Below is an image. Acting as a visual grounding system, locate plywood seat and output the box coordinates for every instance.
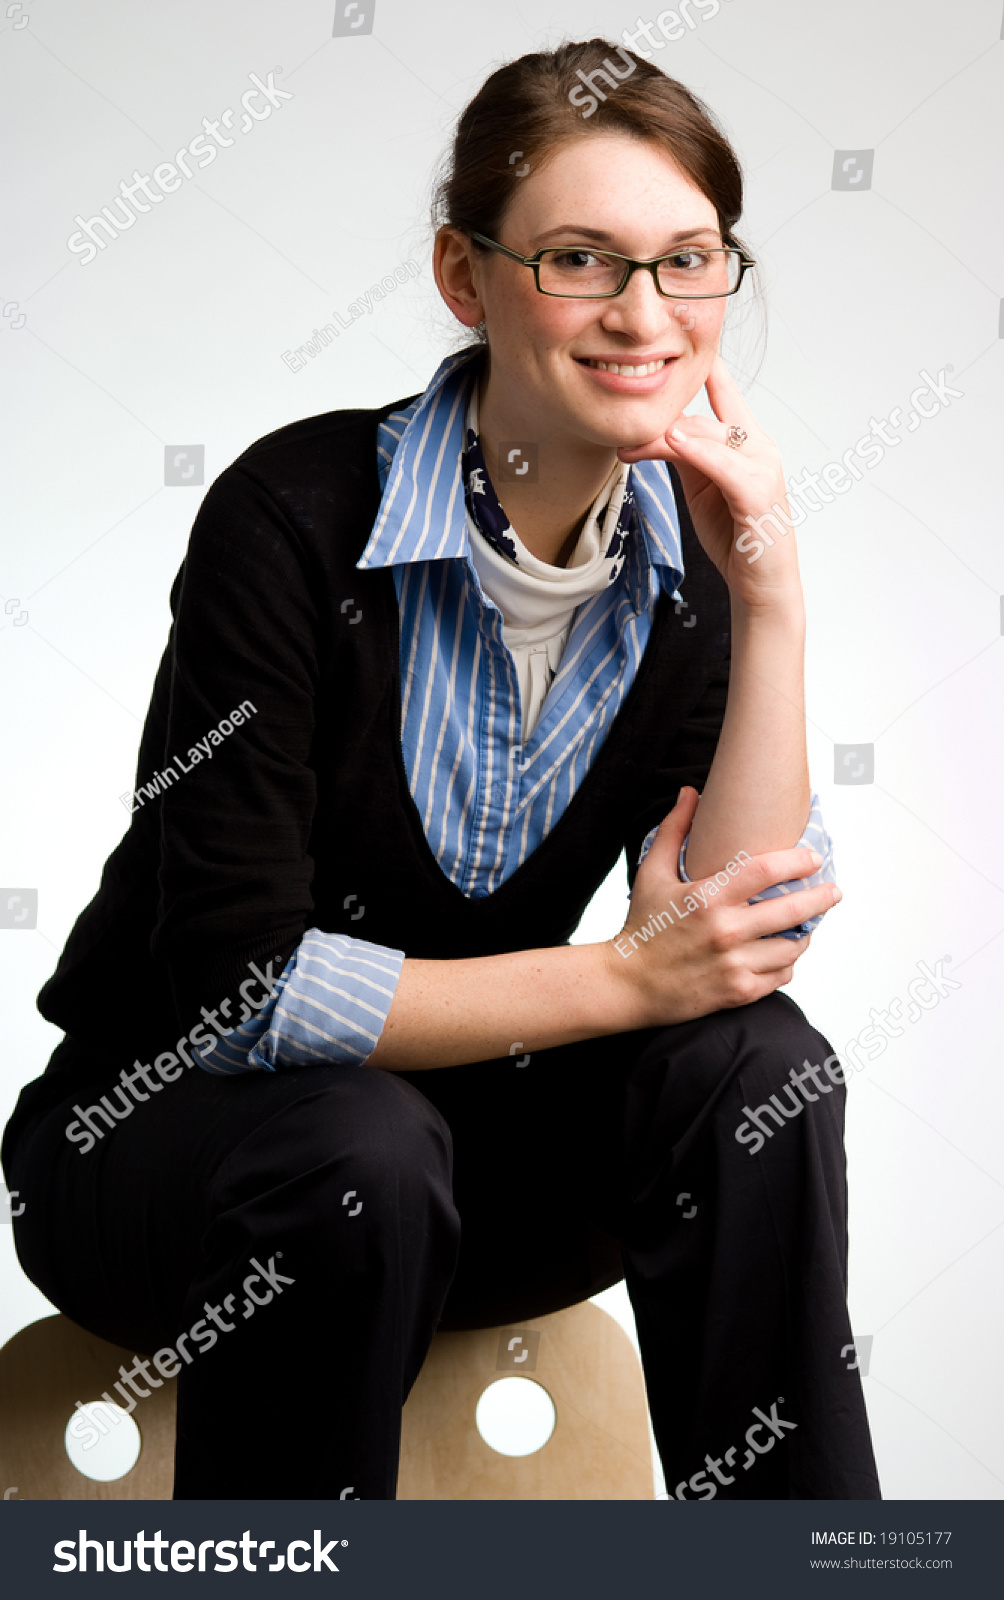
[0,1302,654,1500]
[0,1314,176,1500]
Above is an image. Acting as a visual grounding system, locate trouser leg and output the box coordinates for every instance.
[397,1041,627,1330]
[6,994,879,1502]
[619,992,880,1500]
[170,1067,462,1499]
[5,1054,461,1500]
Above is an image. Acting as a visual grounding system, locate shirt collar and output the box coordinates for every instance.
[358,343,685,599]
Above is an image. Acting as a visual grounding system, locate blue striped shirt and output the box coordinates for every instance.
[197,346,832,1075]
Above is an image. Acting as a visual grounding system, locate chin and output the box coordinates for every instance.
[579,401,684,453]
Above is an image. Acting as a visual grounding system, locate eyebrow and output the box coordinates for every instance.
[532,224,722,247]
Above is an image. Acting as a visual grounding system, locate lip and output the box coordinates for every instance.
[574,354,680,393]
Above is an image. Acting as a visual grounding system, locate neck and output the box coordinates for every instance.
[476,365,620,567]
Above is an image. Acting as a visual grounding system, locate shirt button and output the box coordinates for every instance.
[491,781,507,805]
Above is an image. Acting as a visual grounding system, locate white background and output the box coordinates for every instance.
[1,0,1002,1501]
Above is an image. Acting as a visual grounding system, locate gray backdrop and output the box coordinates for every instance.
[2,0,1002,1501]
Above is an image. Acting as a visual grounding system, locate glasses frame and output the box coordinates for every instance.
[468,230,756,300]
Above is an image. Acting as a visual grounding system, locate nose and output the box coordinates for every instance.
[598,265,677,346]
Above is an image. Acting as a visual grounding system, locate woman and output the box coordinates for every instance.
[3,39,879,1500]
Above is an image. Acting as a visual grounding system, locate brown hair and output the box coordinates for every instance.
[432,38,748,254]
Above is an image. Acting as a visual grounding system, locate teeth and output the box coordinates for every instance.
[587,359,666,375]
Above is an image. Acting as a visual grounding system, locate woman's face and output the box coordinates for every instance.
[449,131,730,452]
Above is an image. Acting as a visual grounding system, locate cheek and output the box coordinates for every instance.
[672,302,724,347]
[676,306,725,392]
[490,292,594,367]
[524,291,592,343]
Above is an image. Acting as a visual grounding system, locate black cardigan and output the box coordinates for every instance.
[28,395,730,1093]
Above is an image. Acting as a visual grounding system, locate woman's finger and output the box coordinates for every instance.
[616,435,684,463]
[616,405,760,464]
[668,415,739,442]
[743,934,810,972]
[681,846,824,909]
[640,786,701,876]
[661,426,754,497]
[739,883,838,939]
[704,353,758,432]
[615,426,740,478]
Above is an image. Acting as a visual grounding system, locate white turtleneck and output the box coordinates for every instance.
[463,384,632,742]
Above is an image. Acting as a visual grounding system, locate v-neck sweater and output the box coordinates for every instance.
[23,394,730,1115]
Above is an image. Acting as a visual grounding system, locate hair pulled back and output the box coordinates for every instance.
[433,38,747,253]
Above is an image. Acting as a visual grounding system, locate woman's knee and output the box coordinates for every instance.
[213,1064,456,1231]
[626,991,843,1152]
[725,994,846,1158]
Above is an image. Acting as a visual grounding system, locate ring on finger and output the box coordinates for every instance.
[726,424,747,450]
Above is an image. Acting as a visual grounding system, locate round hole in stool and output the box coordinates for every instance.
[64,1401,142,1482]
[475,1376,556,1457]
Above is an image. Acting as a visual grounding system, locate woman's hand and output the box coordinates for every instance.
[617,354,801,613]
[604,787,840,1029]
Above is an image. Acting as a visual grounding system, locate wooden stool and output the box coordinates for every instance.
[397,1300,654,1499]
[0,1302,653,1500]
[0,1314,176,1500]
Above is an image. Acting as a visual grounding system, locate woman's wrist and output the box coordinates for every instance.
[589,937,659,1033]
[729,579,806,633]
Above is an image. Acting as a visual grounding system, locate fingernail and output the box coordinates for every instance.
[832,886,843,902]
[808,849,823,867]
[670,427,687,443]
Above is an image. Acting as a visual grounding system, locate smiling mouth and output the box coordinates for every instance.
[578,357,675,376]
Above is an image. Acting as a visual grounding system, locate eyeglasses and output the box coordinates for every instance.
[469,230,755,300]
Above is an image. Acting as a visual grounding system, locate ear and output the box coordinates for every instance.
[433,226,486,329]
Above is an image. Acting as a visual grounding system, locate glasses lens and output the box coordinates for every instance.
[656,248,740,296]
[537,247,743,297]
[538,248,625,296]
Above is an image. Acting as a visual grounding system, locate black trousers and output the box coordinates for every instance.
[3,992,880,1500]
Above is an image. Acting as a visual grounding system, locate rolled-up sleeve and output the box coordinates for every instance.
[633,791,835,941]
[195,929,405,1074]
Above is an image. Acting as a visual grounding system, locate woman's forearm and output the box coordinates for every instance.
[366,941,640,1071]
[685,592,810,882]
[366,776,836,1074]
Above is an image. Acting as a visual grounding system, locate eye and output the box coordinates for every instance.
[550,249,607,270]
[667,250,712,270]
